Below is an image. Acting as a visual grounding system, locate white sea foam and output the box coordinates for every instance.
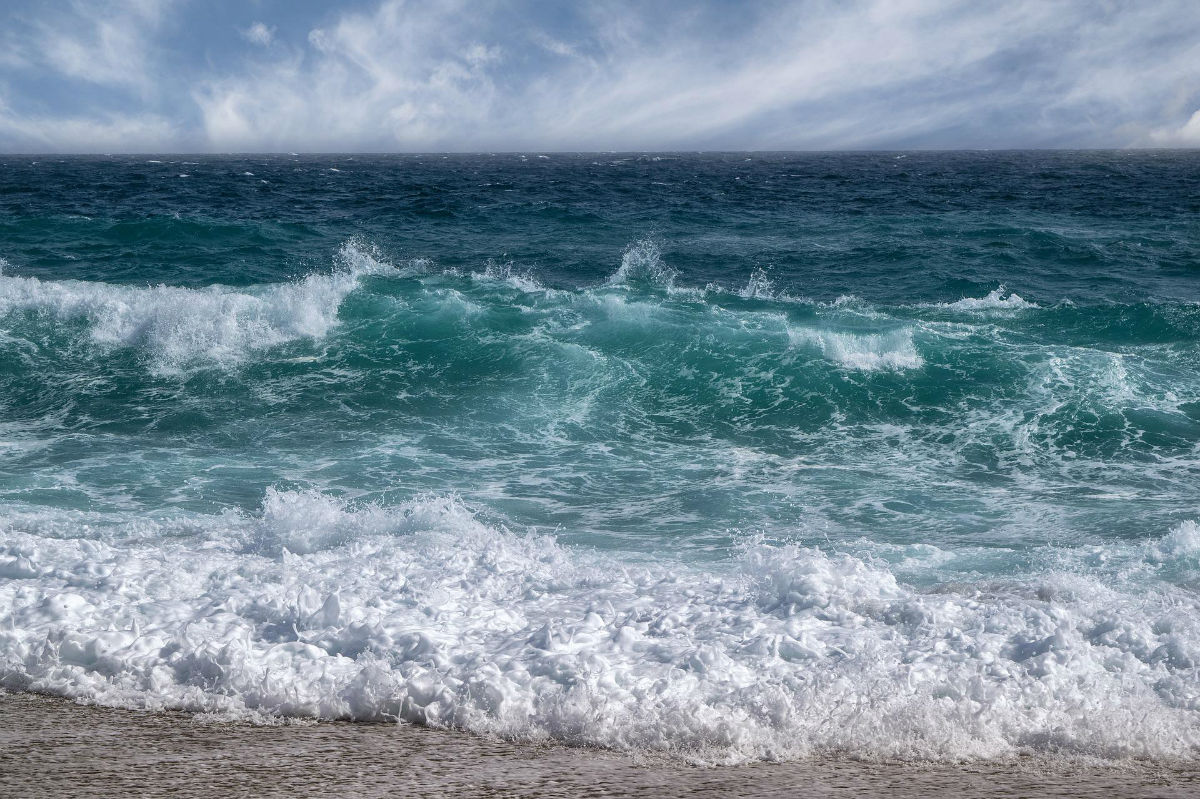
[2,490,1198,764]
[788,326,924,371]
[939,287,1037,312]
[471,261,550,295]
[606,239,679,289]
[738,268,775,299]
[0,241,397,373]
[1155,520,1200,560]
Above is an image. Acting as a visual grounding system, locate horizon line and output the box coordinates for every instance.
[4,147,1200,158]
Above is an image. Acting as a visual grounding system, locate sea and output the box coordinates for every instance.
[1,151,1198,764]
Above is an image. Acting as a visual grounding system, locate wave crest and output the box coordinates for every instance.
[940,287,1037,311]
[605,239,678,289]
[788,326,924,371]
[0,240,398,373]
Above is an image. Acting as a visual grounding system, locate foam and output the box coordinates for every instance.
[605,239,679,290]
[0,241,397,373]
[471,261,550,295]
[738,268,775,299]
[788,325,924,371]
[3,490,1199,764]
[1156,520,1200,560]
[939,287,1037,312]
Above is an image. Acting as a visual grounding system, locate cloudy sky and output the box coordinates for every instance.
[1,0,1198,152]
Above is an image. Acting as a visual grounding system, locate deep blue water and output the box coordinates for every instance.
[1,152,1199,762]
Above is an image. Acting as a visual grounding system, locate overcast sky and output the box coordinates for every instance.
[1,0,1199,152]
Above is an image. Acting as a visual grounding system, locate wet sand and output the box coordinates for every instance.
[1,692,1197,798]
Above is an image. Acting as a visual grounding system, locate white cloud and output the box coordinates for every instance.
[0,0,181,152]
[36,0,171,92]
[2,0,1200,151]
[184,0,1200,151]
[530,32,580,60]
[241,22,274,47]
[0,93,178,152]
[195,0,505,150]
[1149,109,1200,147]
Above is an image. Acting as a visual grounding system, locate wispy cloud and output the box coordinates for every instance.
[195,0,505,150]
[241,22,274,47]
[0,0,180,150]
[34,0,171,92]
[1,0,1198,151]
[0,95,179,151]
[1151,110,1200,147]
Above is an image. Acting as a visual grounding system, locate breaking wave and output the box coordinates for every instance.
[2,489,1199,764]
[0,241,399,373]
[937,287,1038,312]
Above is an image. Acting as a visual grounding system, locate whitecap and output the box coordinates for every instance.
[738,268,775,299]
[788,326,924,371]
[471,261,549,294]
[0,240,400,373]
[605,239,678,289]
[939,287,1037,311]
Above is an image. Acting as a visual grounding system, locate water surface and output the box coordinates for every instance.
[2,152,1199,762]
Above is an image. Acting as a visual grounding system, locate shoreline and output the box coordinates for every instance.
[2,692,1197,798]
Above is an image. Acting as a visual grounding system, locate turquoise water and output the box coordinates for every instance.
[2,152,1199,762]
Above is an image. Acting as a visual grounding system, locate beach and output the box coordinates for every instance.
[2,692,1197,798]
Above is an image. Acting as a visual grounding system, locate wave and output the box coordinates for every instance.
[0,239,933,377]
[470,261,552,295]
[2,489,1199,763]
[605,239,680,290]
[4,240,1193,384]
[738,268,776,299]
[788,325,924,371]
[937,287,1038,312]
[0,241,399,373]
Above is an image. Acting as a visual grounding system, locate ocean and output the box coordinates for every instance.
[1,151,1199,764]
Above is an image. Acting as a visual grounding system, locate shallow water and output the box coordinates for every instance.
[1,152,1199,763]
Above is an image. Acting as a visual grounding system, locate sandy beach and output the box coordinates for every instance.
[1,691,1196,798]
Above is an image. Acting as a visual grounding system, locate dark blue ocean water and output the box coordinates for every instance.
[2,152,1200,762]
[5,152,1200,301]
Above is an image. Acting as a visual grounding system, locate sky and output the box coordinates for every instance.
[1,0,1199,152]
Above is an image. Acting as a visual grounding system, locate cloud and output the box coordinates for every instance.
[194,0,506,150]
[188,0,1200,151]
[0,94,179,152]
[34,0,171,92]
[241,22,274,47]
[1149,109,1200,147]
[0,0,183,151]
[1,0,1199,151]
